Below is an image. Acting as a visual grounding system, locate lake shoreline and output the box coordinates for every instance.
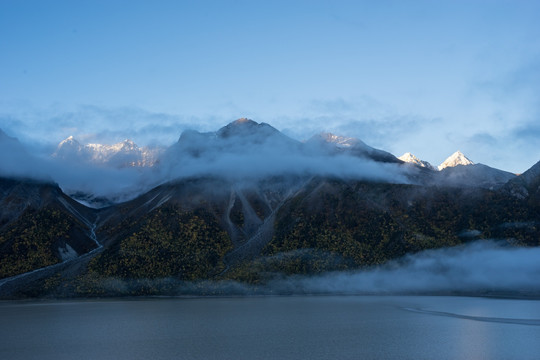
[3,289,540,303]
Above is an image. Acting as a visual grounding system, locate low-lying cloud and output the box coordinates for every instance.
[276,241,540,295]
[160,137,408,183]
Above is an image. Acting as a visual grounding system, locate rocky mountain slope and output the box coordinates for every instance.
[0,178,98,280]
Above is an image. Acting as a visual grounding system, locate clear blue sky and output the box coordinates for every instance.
[1,0,539,173]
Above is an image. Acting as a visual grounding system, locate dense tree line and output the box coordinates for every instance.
[0,208,71,278]
[88,205,232,280]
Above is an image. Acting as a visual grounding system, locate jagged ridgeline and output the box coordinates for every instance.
[0,119,539,298]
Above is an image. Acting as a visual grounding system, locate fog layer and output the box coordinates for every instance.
[278,241,540,295]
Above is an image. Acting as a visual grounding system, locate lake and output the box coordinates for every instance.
[1,295,539,359]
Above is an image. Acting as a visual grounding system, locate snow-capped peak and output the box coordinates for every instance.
[315,132,360,148]
[58,135,80,146]
[55,136,82,155]
[53,138,163,168]
[86,139,140,156]
[398,152,435,170]
[112,139,137,151]
[438,151,474,170]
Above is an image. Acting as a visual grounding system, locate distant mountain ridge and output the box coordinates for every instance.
[397,150,516,189]
[1,120,529,206]
[54,136,163,168]
[1,121,527,203]
[398,150,474,171]
[42,121,514,178]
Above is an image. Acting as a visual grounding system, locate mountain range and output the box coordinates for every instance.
[52,131,498,176]
[45,119,519,202]
[54,136,162,168]
[0,119,538,298]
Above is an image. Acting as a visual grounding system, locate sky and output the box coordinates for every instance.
[1,0,540,173]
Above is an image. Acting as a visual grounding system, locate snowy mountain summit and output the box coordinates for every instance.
[315,132,359,148]
[398,152,436,170]
[438,151,474,170]
[54,137,162,168]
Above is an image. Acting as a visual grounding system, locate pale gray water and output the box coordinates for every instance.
[1,296,539,360]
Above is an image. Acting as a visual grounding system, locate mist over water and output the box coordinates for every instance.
[279,241,540,295]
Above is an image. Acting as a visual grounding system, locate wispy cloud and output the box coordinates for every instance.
[270,97,437,148]
[0,105,226,149]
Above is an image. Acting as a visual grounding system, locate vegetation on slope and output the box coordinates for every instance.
[1,175,539,297]
[261,179,539,274]
[0,208,73,278]
[88,205,232,280]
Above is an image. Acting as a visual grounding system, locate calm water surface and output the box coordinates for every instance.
[1,295,539,359]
